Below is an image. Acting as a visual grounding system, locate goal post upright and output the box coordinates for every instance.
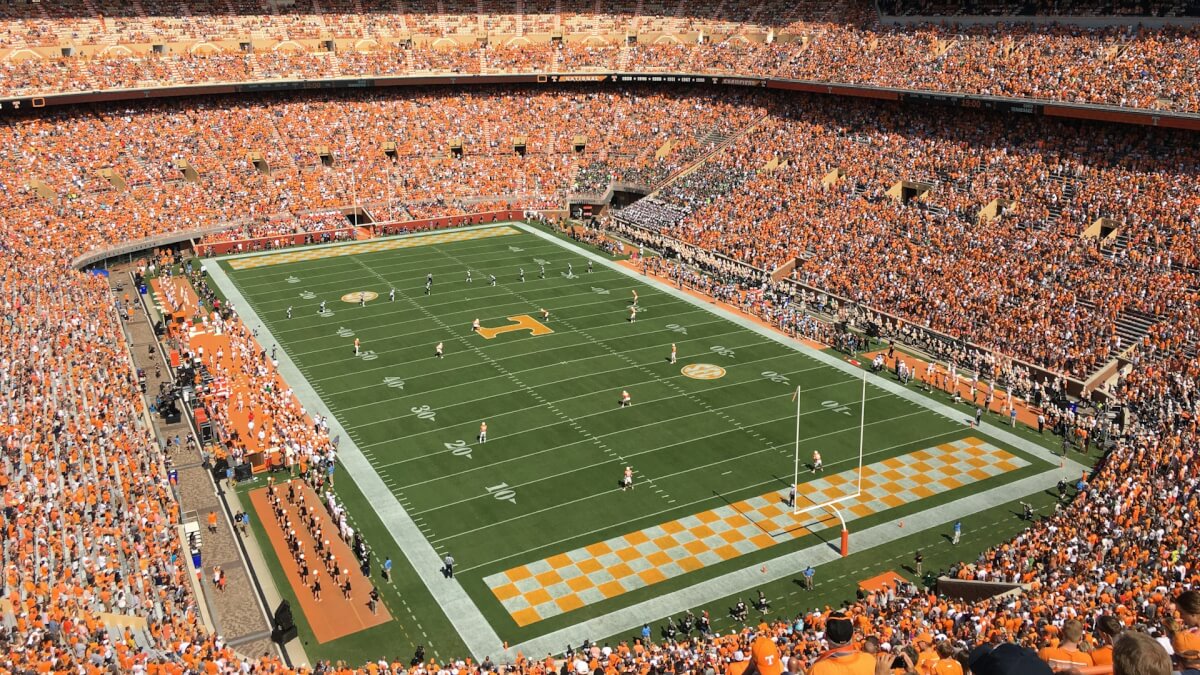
[857,367,867,495]
[792,384,801,516]
[789,369,868,557]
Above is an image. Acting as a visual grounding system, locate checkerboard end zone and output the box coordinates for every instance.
[485,437,1026,626]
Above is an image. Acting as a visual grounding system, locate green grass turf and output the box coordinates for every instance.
[215,224,1065,658]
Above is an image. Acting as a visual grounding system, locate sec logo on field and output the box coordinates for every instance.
[341,291,379,304]
[682,363,726,380]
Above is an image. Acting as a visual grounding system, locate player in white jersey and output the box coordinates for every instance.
[670,343,677,364]
[622,466,633,491]
[812,450,823,473]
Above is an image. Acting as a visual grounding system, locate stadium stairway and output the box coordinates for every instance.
[1042,171,1080,231]
[1077,298,1156,352]
[654,113,769,192]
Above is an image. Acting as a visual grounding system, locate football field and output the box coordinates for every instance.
[207,222,1079,660]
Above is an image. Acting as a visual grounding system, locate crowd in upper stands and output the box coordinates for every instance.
[611,94,1199,379]
[1,0,1200,113]
[1,73,1199,674]
[0,87,766,247]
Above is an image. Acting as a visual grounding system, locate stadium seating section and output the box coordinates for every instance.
[1,0,1199,672]
[0,0,1198,112]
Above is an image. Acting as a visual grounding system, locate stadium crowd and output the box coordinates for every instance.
[0,79,1198,674]
[2,1,1200,113]
[613,95,1200,379]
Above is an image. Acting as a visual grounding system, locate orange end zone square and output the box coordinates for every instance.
[646,551,671,567]
[714,544,739,560]
[555,595,585,613]
[967,468,992,481]
[661,521,686,535]
[546,553,572,569]
[911,485,936,499]
[720,529,745,544]
[653,535,678,550]
[677,556,703,572]
[567,575,594,592]
[577,557,602,574]
[940,476,964,490]
[850,504,874,518]
[757,504,783,519]
[750,534,777,550]
[615,547,640,562]
[512,608,542,627]
[683,539,709,555]
[725,514,751,529]
[525,588,552,607]
[691,524,716,539]
[625,531,650,546]
[534,569,563,587]
[492,584,521,601]
[585,542,612,557]
[598,581,625,598]
[638,568,666,585]
[609,563,634,579]
[696,510,721,524]
[506,566,533,583]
